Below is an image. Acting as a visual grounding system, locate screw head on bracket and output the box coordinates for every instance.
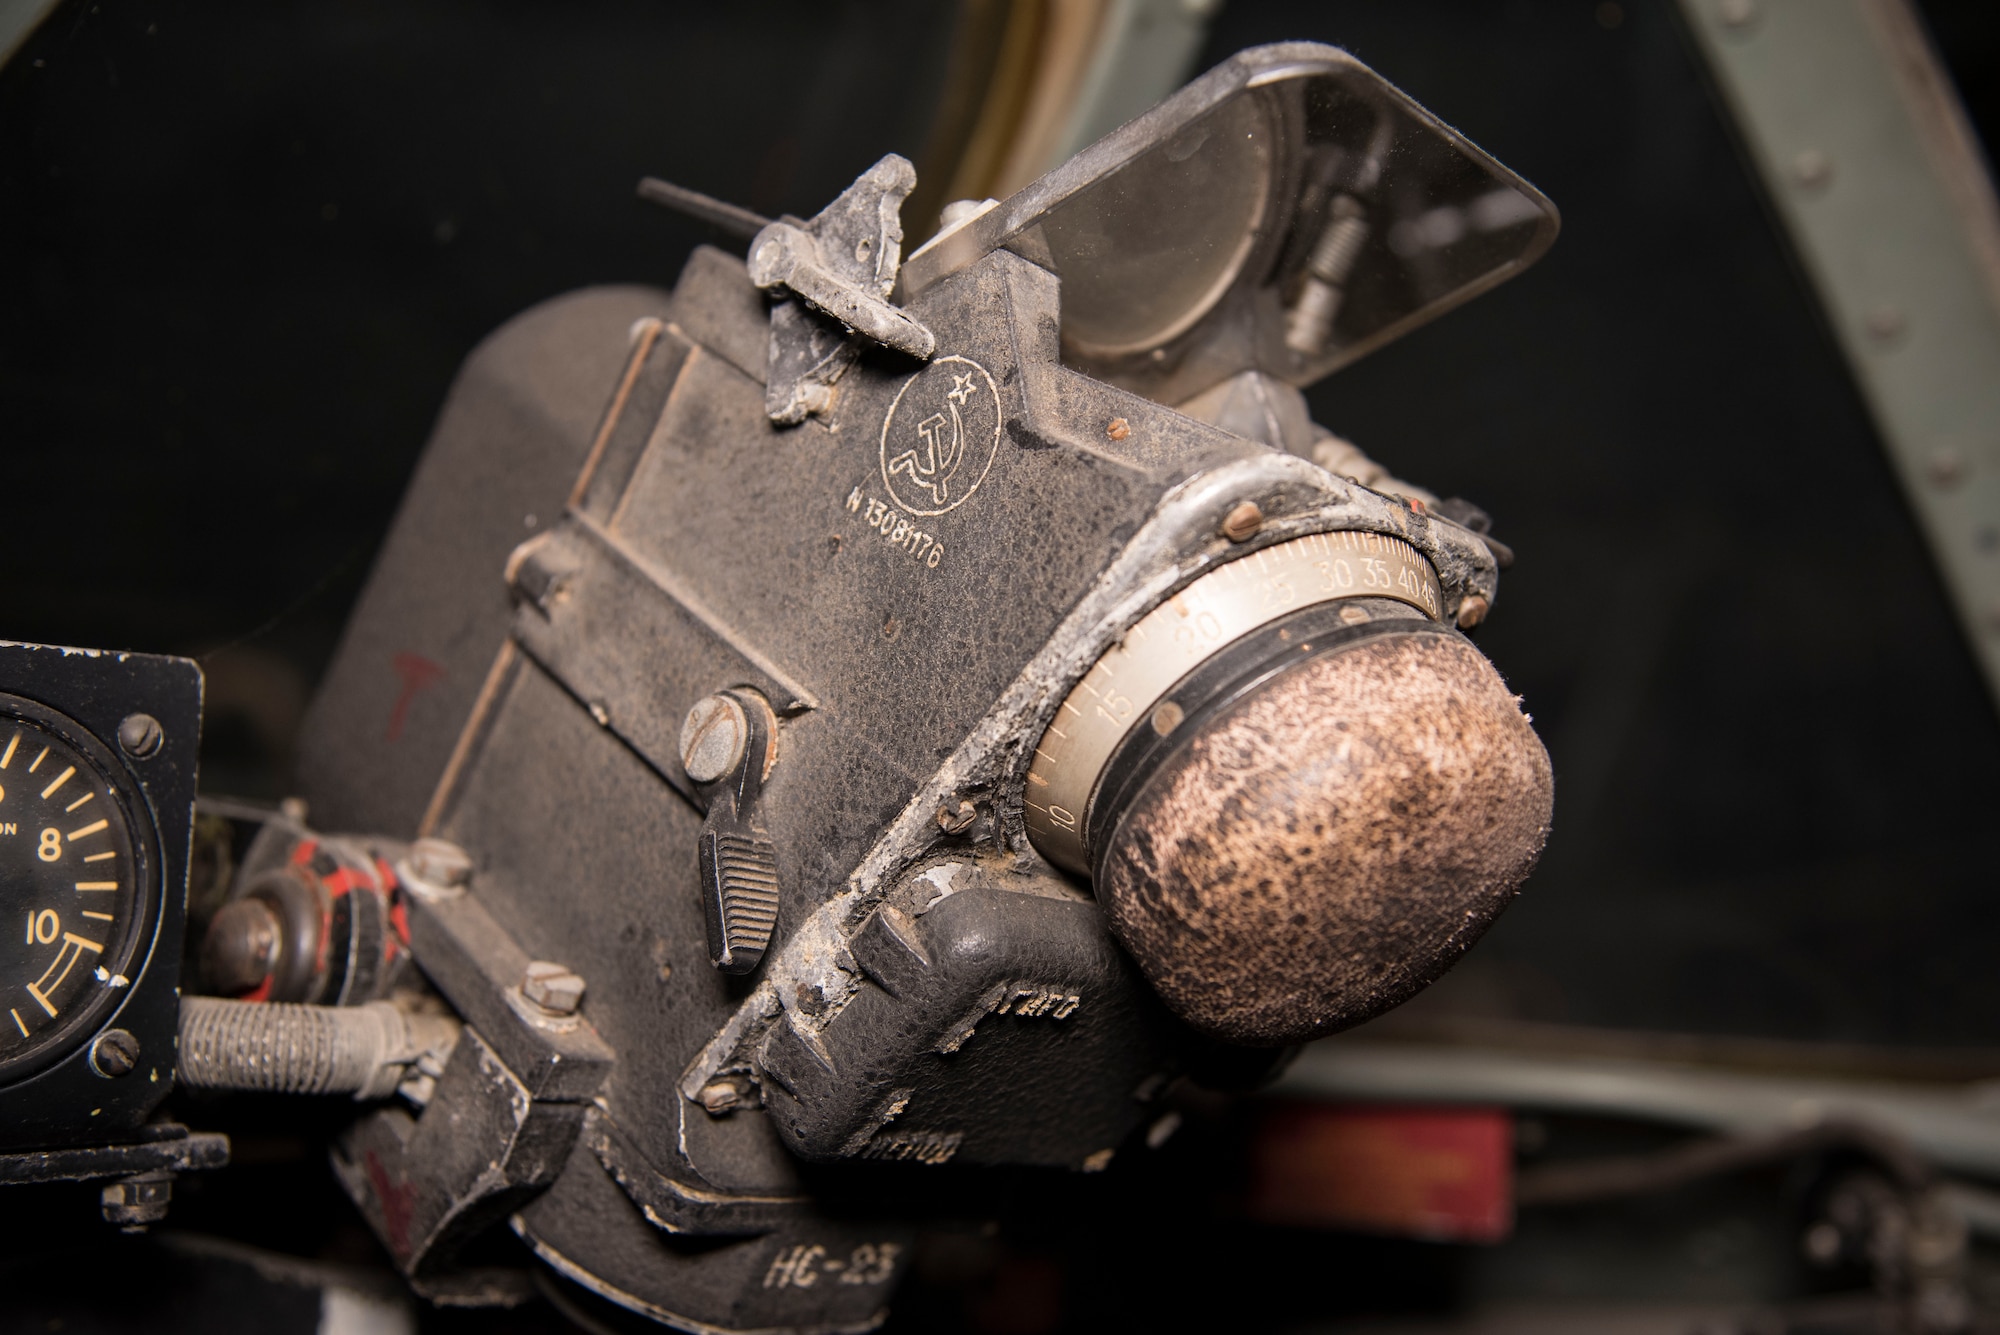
[405,837,474,893]
[680,694,750,784]
[117,713,164,759]
[522,960,586,1016]
[1221,501,1264,543]
[89,1028,141,1078]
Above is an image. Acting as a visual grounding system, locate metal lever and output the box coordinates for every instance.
[680,691,782,975]
[745,154,936,424]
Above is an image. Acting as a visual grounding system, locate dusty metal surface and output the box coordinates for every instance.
[283,42,1556,1331]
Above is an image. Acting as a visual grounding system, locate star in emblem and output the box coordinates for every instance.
[945,371,977,406]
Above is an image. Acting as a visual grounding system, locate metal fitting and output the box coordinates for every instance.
[402,837,473,898]
[697,1080,743,1116]
[88,1028,141,1079]
[177,996,460,1100]
[117,713,164,759]
[102,1171,173,1231]
[522,960,586,1016]
[1221,501,1265,543]
[1456,595,1490,630]
[680,694,749,784]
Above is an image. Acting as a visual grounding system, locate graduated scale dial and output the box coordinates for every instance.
[0,697,154,1082]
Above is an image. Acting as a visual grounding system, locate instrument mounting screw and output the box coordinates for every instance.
[117,713,163,759]
[1456,595,1491,630]
[1106,417,1131,441]
[89,1028,141,1078]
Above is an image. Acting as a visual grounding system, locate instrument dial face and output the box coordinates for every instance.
[0,699,152,1081]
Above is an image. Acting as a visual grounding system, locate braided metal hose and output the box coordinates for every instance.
[177,996,455,1099]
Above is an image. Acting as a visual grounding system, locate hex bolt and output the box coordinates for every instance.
[89,1028,141,1078]
[1221,501,1264,543]
[117,713,164,759]
[102,1171,173,1230]
[680,694,749,784]
[697,1080,742,1115]
[406,837,474,890]
[1456,595,1491,630]
[522,960,586,1016]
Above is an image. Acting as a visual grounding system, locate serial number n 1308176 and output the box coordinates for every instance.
[847,488,944,570]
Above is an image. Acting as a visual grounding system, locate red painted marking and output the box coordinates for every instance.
[289,839,318,867]
[363,1148,416,1261]
[387,652,446,742]
[1247,1102,1513,1243]
[315,905,333,978]
[240,977,272,1004]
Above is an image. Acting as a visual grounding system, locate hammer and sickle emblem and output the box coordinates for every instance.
[886,371,978,506]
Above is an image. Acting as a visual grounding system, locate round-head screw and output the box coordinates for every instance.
[117,713,164,759]
[1456,595,1490,630]
[1221,502,1264,543]
[89,1028,141,1078]
[522,960,586,1016]
[935,799,977,834]
[680,694,749,784]
[697,1080,742,1115]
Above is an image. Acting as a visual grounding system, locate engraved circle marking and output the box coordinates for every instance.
[1023,530,1445,875]
[878,355,1003,516]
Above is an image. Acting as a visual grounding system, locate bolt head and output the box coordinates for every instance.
[102,1171,172,1229]
[697,1081,742,1115]
[680,694,749,784]
[406,837,474,889]
[89,1028,141,1078]
[522,960,585,1015]
[1221,501,1265,543]
[1456,595,1491,630]
[117,713,164,759]
[1106,417,1131,441]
